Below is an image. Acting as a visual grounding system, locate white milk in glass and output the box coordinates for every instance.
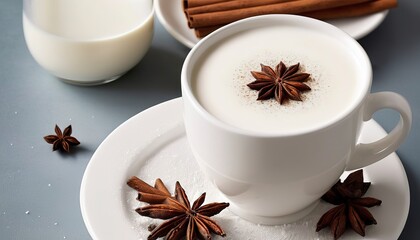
[23,0,153,84]
[192,25,363,134]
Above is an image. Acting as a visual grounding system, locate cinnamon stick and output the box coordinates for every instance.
[304,0,397,20]
[186,0,296,16]
[188,0,374,28]
[184,0,236,9]
[194,25,223,38]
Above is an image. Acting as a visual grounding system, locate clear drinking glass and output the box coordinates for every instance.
[23,0,154,85]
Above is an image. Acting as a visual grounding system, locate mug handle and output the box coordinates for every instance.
[346,92,412,170]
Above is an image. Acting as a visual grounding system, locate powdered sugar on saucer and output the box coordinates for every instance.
[124,132,343,239]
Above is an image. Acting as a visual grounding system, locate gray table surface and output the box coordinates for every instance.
[1,0,419,239]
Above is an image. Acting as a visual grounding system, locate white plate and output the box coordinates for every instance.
[155,0,388,48]
[80,98,409,240]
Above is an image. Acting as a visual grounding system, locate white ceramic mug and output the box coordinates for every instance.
[181,15,412,225]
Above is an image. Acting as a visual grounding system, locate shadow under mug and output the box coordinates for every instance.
[181,15,412,224]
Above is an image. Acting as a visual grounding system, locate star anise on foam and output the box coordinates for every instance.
[127,177,229,240]
[43,125,80,152]
[316,169,382,239]
[247,61,311,104]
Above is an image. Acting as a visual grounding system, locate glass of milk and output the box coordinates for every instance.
[23,0,154,85]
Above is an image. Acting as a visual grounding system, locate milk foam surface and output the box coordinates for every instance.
[192,26,362,134]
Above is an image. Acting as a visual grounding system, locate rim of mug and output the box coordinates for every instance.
[181,14,372,137]
[22,0,154,42]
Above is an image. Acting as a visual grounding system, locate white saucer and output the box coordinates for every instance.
[155,0,388,48]
[80,98,409,240]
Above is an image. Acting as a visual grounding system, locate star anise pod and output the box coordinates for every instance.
[43,125,80,152]
[316,169,382,239]
[247,61,311,104]
[127,177,229,240]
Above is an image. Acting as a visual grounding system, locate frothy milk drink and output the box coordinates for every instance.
[192,25,361,134]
